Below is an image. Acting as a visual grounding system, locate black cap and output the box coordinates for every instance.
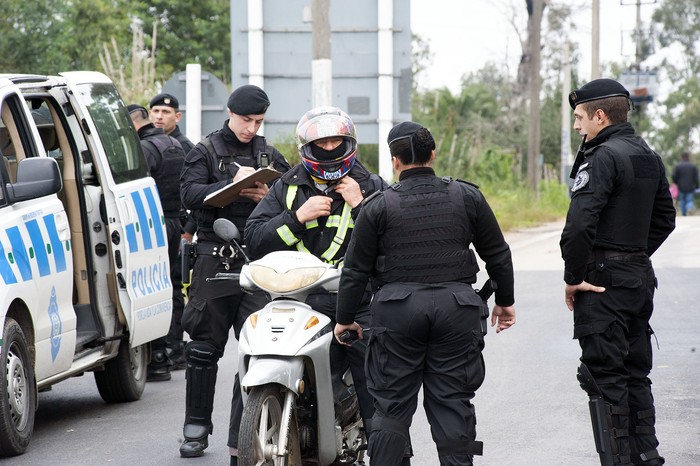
[149,93,179,110]
[127,104,147,114]
[569,78,630,109]
[387,121,425,146]
[227,85,270,115]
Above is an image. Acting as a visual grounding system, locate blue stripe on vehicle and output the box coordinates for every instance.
[26,219,50,276]
[6,226,32,281]
[43,214,67,272]
[143,186,165,248]
[125,223,138,252]
[0,240,17,284]
[130,191,152,250]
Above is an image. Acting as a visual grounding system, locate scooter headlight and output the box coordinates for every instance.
[249,264,327,293]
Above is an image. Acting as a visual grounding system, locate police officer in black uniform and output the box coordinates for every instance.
[245,106,386,432]
[178,85,291,462]
[149,92,196,369]
[128,104,186,382]
[334,122,516,466]
[561,78,675,466]
[149,93,195,155]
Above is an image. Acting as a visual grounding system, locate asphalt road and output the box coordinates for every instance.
[7,217,700,466]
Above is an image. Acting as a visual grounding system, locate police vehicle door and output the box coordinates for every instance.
[60,71,172,347]
[0,79,76,379]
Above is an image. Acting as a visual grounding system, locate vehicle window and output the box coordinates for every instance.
[74,83,148,184]
[29,100,62,159]
[1,94,41,185]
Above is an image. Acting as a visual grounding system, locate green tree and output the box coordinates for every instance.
[132,0,231,83]
[651,0,700,162]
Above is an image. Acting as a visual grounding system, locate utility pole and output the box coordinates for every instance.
[591,0,600,79]
[311,0,332,107]
[527,0,543,192]
[561,43,572,186]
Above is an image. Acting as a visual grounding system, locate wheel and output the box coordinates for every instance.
[94,339,147,403]
[238,384,301,466]
[0,317,36,457]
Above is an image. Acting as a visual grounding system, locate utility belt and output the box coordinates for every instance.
[588,249,648,265]
[192,241,246,259]
[181,241,247,283]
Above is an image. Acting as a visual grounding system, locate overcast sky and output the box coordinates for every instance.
[410,0,658,93]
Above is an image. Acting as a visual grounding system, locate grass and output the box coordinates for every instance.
[480,180,570,232]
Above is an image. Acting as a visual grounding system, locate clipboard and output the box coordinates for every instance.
[203,167,282,208]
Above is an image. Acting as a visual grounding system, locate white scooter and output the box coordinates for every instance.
[212,219,366,466]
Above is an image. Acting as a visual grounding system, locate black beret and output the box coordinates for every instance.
[569,78,630,109]
[387,121,425,146]
[149,93,179,110]
[227,85,270,115]
[127,104,147,114]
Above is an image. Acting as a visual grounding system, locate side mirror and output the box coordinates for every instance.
[213,218,241,242]
[5,157,62,204]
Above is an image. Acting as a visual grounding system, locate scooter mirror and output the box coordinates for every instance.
[213,218,241,242]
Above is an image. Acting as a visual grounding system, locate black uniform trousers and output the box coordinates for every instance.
[151,216,185,356]
[166,215,186,350]
[181,252,268,449]
[574,256,660,461]
[366,282,486,466]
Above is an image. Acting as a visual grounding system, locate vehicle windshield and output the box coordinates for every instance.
[76,83,148,184]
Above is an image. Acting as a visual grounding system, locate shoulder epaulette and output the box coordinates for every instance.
[361,189,384,205]
[455,178,480,189]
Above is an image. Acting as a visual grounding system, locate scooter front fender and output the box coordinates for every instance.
[241,356,304,395]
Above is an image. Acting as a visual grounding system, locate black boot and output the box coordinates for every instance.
[167,340,187,371]
[180,424,211,458]
[147,350,172,382]
[180,342,218,458]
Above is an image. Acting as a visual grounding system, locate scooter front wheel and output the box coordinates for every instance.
[238,384,301,466]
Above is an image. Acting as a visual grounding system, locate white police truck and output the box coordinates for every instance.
[0,72,173,456]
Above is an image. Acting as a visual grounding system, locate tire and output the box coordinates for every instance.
[94,339,148,403]
[238,384,301,466]
[0,317,36,457]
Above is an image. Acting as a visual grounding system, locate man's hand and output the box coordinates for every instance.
[334,322,363,346]
[333,176,363,208]
[233,165,256,182]
[239,181,269,203]
[564,281,606,311]
[491,305,516,333]
[181,232,194,243]
[295,196,333,224]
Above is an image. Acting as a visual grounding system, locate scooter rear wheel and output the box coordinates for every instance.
[238,384,301,466]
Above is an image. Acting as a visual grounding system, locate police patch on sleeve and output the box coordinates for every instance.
[571,169,589,192]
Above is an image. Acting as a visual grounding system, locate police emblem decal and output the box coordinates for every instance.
[48,286,62,362]
[572,170,589,192]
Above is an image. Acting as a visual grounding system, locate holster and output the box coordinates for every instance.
[181,239,193,284]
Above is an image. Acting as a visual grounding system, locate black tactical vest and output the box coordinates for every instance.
[589,137,662,250]
[375,176,479,284]
[198,132,268,235]
[146,134,184,216]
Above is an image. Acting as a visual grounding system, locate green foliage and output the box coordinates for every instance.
[0,0,132,75]
[650,0,700,163]
[131,0,231,83]
[0,0,230,87]
[481,179,570,232]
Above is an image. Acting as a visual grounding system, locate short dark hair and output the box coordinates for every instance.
[389,127,436,165]
[580,96,630,124]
